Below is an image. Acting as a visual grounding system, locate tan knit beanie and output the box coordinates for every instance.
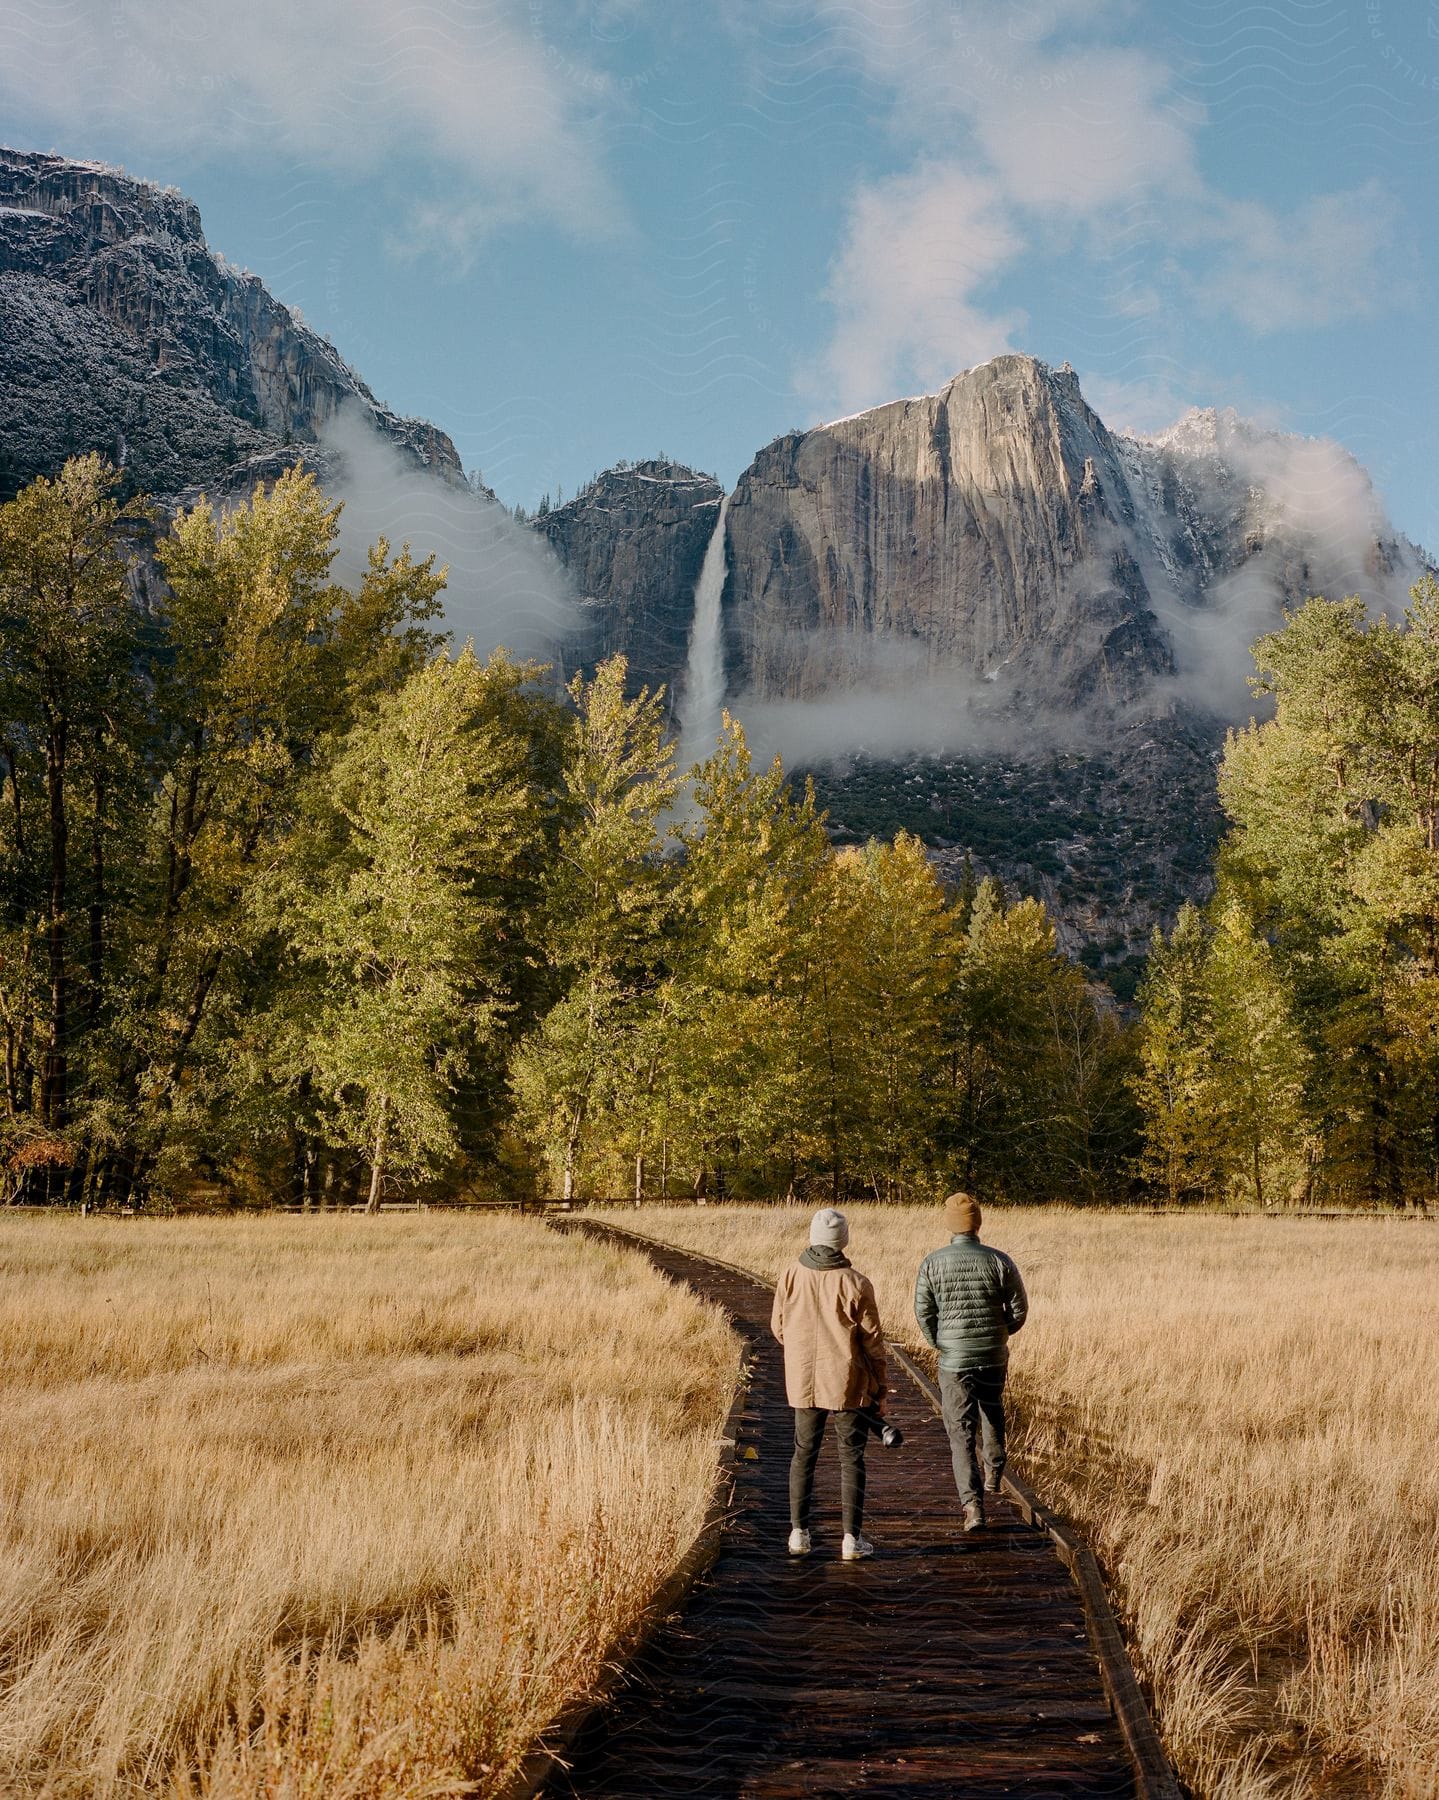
[944,1191,982,1235]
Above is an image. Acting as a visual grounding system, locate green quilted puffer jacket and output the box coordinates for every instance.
[914,1233,1028,1371]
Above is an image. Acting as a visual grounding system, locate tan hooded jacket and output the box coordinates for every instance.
[770,1253,887,1411]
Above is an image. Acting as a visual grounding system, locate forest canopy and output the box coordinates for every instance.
[0,458,1136,1208]
[3,457,1435,1209]
[1136,579,1439,1208]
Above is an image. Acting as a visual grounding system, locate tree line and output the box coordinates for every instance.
[0,457,1136,1208]
[4,456,1433,1209]
[1136,578,1439,1208]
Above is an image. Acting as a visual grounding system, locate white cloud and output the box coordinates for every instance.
[798,0,1412,419]
[1216,418,1414,592]
[1132,410,1427,716]
[807,163,1025,413]
[739,678,1053,768]
[776,1,1198,219]
[0,0,621,247]
[774,0,1111,114]
[971,49,1200,212]
[1190,181,1416,334]
[799,3,1208,416]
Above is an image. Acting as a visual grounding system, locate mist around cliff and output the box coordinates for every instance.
[729,416,1433,768]
[1140,417,1431,720]
[724,627,1100,772]
[318,411,577,661]
[735,685,1098,773]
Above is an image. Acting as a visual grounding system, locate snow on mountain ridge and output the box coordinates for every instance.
[0,145,465,502]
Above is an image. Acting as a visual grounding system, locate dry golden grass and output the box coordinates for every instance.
[0,1213,738,1798]
[612,1202,1439,1800]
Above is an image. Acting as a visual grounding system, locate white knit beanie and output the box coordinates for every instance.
[809,1206,849,1249]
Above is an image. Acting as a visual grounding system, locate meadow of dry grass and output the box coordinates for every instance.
[0,1213,738,1799]
[613,1203,1439,1800]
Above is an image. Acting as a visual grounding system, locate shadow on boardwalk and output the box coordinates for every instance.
[546,1223,1137,1800]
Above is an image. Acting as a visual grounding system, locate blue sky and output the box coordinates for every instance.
[3,0,1437,549]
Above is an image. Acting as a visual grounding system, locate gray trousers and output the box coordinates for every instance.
[938,1364,1007,1506]
[789,1408,867,1535]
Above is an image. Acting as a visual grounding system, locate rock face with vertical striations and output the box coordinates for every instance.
[725,356,1175,712]
[0,147,465,502]
[723,354,1428,721]
[712,355,1428,978]
[535,460,724,712]
[2,153,1428,975]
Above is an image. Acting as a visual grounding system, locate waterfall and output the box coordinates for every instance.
[679,493,730,771]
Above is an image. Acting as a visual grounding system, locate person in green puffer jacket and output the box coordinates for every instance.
[914,1192,1028,1533]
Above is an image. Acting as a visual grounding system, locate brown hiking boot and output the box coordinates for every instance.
[961,1501,984,1532]
[983,1469,1003,1495]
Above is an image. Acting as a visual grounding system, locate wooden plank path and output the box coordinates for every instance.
[543,1222,1151,1800]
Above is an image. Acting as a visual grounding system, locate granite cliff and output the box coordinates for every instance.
[545,356,1427,981]
[723,355,1422,721]
[535,460,723,712]
[2,150,1427,979]
[0,147,463,503]
[547,354,1421,747]
[726,357,1172,712]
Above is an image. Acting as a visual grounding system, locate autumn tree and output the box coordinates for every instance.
[509,657,676,1199]
[272,648,538,1208]
[662,715,831,1197]
[809,834,955,1201]
[1217,579,1439,1202]
[1201,896,1311,1206]
[0,456,148,1197]
[100,466,450,1202]
[1134,904,1217,1203]
[945,880,1131,1201]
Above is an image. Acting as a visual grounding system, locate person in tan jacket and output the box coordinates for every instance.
[770,1207,887,1560]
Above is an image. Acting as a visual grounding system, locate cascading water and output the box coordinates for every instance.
[679,492,730,773]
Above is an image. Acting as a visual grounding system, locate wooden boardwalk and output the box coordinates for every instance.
[545,1224,1142,1800]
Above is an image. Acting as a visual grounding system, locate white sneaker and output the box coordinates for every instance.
[787,1527,811,1556]
[841,1532,875,1560]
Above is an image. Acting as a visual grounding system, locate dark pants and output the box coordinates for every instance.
[789,1407,867,1535]
[938,1364,1007,1507]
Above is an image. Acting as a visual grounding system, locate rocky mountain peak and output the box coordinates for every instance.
[726,352,1162,711]
[1116,402,1424,616]
[0,146,462,503]
[1138,405,1236,460]
[0,149,205,249]
[536,458,724,707]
